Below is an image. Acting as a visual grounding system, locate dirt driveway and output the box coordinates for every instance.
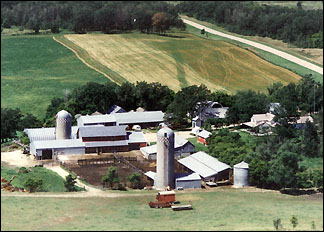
[143,130,195,143]
[1,150,40,167]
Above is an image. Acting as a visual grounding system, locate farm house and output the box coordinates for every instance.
[140,136,195,160]
[178,151,231,182]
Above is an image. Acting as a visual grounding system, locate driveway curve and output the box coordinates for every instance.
[182,18,323,75]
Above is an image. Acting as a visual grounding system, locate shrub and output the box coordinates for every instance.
[290,215,298,228]
[24,177,43,193]
[273,218,282,230]
[64,174,77,192]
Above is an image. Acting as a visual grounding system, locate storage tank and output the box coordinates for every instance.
[233,161,249,187]
[155,126,175,190]
[55,110,72,140]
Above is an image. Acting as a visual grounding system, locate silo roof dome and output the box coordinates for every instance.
[234,161,249,169]
[56,110,72,119]
[157,126,174,138]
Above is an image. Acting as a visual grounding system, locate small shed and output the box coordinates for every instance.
[175,173,201,189]
[197,130,211,145]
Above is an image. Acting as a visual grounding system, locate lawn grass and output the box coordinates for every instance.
[183,17,323,83]
[188,137,209,153]
[1,163,67,192]
[1,188,322,231]
[1,34,109,119]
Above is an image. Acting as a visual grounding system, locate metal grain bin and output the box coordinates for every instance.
[233,161,249,187]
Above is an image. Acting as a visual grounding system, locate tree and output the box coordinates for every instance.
[166,84,210,128]
[117,82,137,111]
[152,12,170,34]
[127,173,142,189]
[201,28,205,35]
[64,174,77,192]
[1,108,23,139]
[301,120,320,157]
[24,177,43,193]
[102,167,120,189]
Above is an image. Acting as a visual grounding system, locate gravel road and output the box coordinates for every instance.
[182,18,323,75]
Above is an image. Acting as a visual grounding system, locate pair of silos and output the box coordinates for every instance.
[233,161,249,188]
[55,110,72,140]
[155,126,175,190]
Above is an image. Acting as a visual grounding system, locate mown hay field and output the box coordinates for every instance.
[61,32,301,93]
[1,188,322,231]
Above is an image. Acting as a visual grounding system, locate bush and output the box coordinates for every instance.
[24,177,43,193]
[19,167,29,174]
[64,174,77,192]
[290,215,298,228]
[273,218,282,230]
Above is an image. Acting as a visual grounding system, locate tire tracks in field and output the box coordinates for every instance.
[52,36,119,84]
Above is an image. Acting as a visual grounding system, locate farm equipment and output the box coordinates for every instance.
[1,175,17,192]
[148,190,176,208]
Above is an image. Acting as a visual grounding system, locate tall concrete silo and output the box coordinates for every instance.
[155,126,175,190]
[233,161,249,188]
[55,110,72,140]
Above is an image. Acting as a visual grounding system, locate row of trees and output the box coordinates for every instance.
[102,167,142,189]
[177,1,323,48]
[1,1,185,34]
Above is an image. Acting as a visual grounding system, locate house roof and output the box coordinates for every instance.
[178,151,231,178]
[31,139,85,149]
[24,126,79,142]
[198,130,212,139]
[296,115,313,124]
[78,125,127,137]
[251,113,275,123]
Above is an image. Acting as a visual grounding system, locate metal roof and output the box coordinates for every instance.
[140,135,190,155]
[78,114,117,124]
[127,131,147,143]
[175,172,201,181]
[144,171,156,180]
[24,126,79,142]
[31,139,85,149]
[115,111,164,124]
[78,125,127,137]
[234,161,249,169]
[178,151,231,178]
[84,140,128,147]
[198,130,211,139]
[107,105,126,114]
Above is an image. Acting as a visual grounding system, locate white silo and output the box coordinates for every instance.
[155,126,175,190]
[55,110,72,140]
[233,161,249,188]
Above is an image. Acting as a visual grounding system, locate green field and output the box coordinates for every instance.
[1,35,109,119]
[1,188,322,231]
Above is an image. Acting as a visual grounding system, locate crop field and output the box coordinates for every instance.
[182,15,323,83]
[1,188,322,231]
[1,35,108,119]
[61,32,301,93]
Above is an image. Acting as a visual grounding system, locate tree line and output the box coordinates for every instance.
[177,1,323,48]
[1,1,185,34]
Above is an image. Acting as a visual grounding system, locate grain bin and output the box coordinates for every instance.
[55,110,72,140]
[233,161,249,187]
[155,126,175,190]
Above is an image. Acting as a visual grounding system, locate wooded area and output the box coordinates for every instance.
[1,1,185,34]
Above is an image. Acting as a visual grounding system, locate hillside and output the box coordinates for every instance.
[58,32,301,93]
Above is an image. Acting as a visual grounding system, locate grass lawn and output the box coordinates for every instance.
[1,163,67,192]
[183,16,323,83]
[1,188,322,231]
[1,34,109,119]
[188,137,209,153]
